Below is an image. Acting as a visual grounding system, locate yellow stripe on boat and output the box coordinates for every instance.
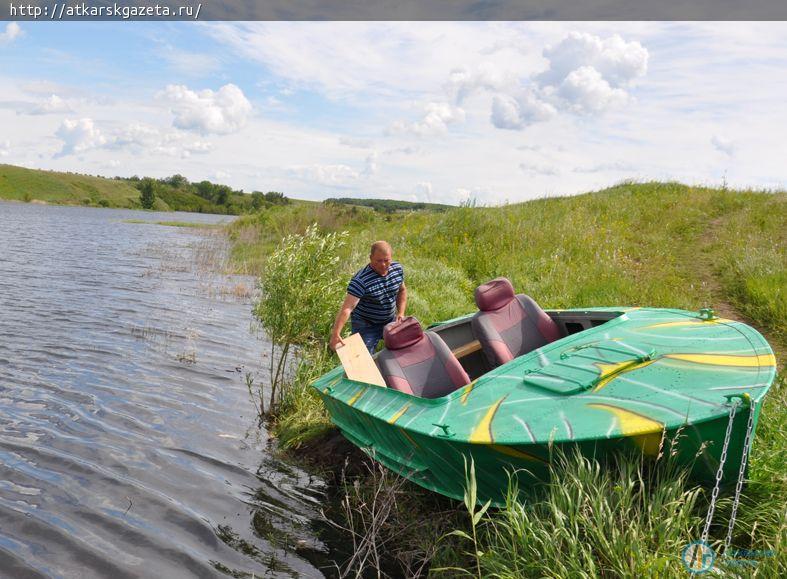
[347,387,367,407]
[388,403,410,424]
[665,353,776,367]
[490,444,547,463]
[460,381,477,405]
[592,359,656,392]
[587,402,664,455]
[643,318,731,329]
[469,396,507,444]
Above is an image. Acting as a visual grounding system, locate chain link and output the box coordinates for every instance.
[701,398,741,544]
[724,400,757,552]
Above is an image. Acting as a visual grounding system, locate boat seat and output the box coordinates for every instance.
[376,316,471,398]
[471,277,561,369]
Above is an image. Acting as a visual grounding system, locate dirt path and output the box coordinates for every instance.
[697,216,784,370]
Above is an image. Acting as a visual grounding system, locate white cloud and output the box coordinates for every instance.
[539,32,648,88]
[53,119,213,159]
[160,83,252,135]
[0,140,10,157]
[519,161,560,176]
[55,118,107,157]
[0,23,22,45]
[30,94,72,115]
[491,92,556,130]
[390,102,466,136]
[339,136,373,149]
[287,164,361,186]
[486,31,648,129]
[711,135,736,156]
[556,66,629,113]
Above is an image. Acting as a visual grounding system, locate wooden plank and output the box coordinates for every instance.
[336,332,387,387]
[452,339,482,359]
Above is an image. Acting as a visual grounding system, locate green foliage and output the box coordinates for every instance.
[138,178,156,209]
[254,224,349,412]
[445,449,705,578]
[324,196,450,213]
[0,163,298,215]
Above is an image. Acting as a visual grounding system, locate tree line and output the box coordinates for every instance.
[126,174,289,214]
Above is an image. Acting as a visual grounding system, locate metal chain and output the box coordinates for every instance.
[724,399,757,552]
[701,398,741,544]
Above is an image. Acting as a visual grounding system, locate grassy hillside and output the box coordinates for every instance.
[230,182,785,347]
[230,181,786,576]
[0,164,288,214]
[0,164,146,208]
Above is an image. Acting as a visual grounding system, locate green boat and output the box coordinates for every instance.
[312,278,777,504]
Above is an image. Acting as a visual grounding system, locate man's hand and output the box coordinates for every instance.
[330,333,345,351]
[396,314,404,323]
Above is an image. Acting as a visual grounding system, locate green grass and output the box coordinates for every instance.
[0,163,145,208]
[229,180,785,577]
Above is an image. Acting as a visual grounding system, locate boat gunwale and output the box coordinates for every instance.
[314,307,776,444]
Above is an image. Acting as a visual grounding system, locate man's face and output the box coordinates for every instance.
[370,248,392,276]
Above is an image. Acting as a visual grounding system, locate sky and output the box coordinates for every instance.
[1,21,786,205]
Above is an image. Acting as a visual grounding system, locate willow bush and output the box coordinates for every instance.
[254,223,348,414]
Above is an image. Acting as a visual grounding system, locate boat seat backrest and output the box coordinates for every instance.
[376,316,471,398]
[471,277,561,369]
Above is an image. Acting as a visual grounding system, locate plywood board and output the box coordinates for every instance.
[336,332,387,387]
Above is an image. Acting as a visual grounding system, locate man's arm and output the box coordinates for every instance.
[330,293,360,351]
[396,282,407,322]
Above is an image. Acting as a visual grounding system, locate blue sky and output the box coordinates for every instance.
[1,21,786,204]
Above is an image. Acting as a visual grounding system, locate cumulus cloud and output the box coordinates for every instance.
[711,135,736,156]
[487,31,648,130]
[446,66,510,104]
[539,32,648,88]
[390,102,466,136]
[55,118,107,157]
[556,66,628,113]
[538,32,647,113]
[160,83,252,135]
[0,23,22,45]
[491,92,556,130]
[54,118,213,158]
[30,94,72,115]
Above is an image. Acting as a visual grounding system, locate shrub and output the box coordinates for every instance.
[254,223,348,413]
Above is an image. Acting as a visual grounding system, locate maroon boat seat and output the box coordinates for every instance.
[376,316,471,398]
[471,277,561,369]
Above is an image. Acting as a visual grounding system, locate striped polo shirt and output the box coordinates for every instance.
[348,262,405,325]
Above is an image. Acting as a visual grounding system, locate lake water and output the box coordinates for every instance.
[0,202,339,578]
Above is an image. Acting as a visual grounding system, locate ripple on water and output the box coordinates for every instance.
[0,202,336,578]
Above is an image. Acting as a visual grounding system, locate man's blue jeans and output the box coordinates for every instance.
[351,316,387,354]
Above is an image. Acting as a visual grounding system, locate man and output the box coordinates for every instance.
[329,240,407,354]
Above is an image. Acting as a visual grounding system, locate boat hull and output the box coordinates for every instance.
[323,391,762,504]
[314,307,775,504]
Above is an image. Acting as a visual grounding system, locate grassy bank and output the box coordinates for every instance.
[231,181,785,576]
[1,163,145,208]
[0,163,292,214]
